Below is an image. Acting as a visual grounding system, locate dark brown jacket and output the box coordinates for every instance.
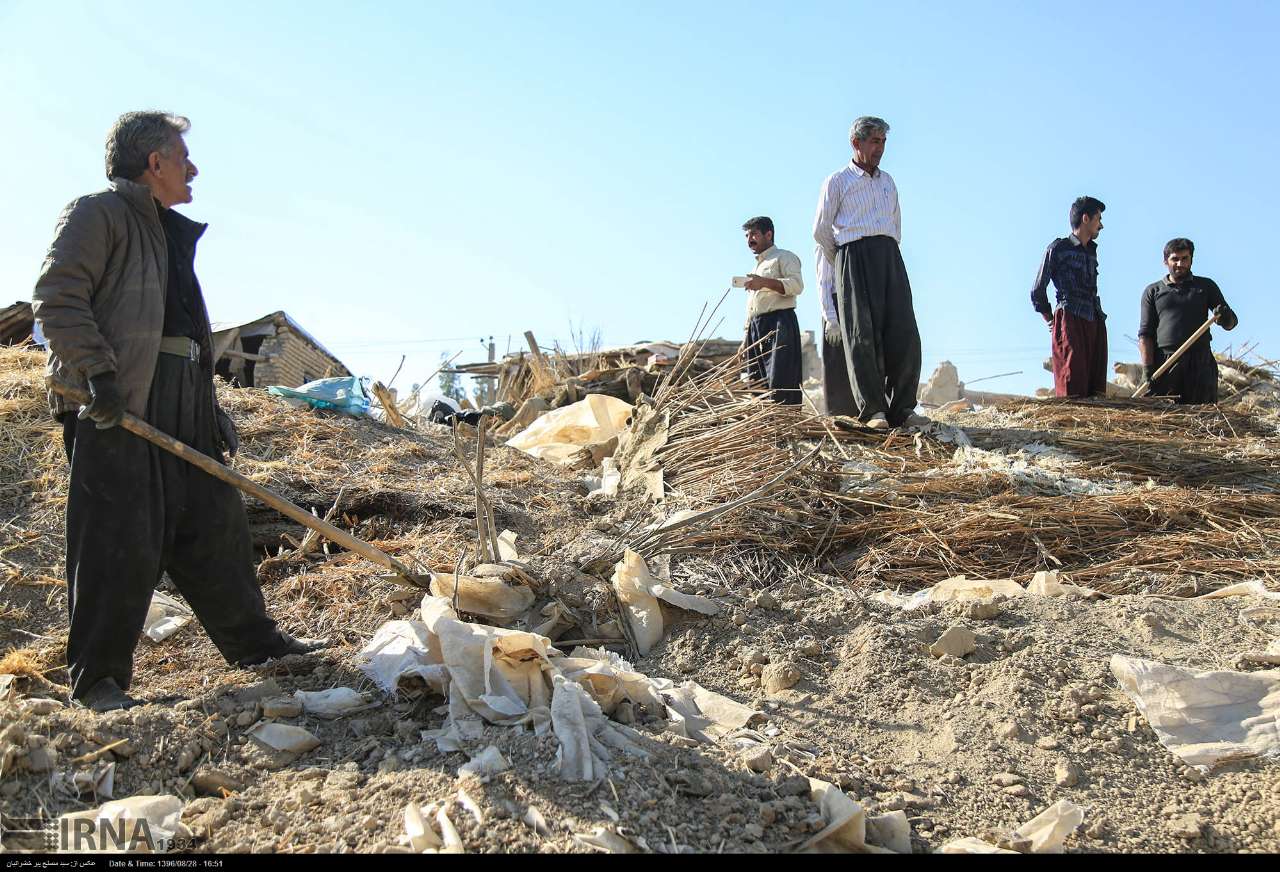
[32,178,216,419]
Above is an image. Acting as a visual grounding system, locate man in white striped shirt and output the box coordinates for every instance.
[813,116,924,429]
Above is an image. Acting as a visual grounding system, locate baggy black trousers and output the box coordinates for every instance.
[62,354,280,698]
[745,308,802,405]
[1154,340,1219,404]
[835,236,922,424]
[822,330,858,416]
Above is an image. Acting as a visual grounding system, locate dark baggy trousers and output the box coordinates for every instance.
[822,329,858,416]
[1153,339,1218,404]
[62,354,281,699]
[745,308,802,405]
[835,236,922,424]
[1050,308,1108,398]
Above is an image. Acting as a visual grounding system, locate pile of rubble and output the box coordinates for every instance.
[2,339,1279,855]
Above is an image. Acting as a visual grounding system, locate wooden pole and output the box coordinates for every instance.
[370,381,406,428]
[1132,312,1218,398]
[50,382,429,589]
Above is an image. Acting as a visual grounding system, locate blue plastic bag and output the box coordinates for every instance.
[267,376,372,417]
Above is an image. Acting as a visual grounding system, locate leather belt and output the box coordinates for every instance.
[158,336,200,361]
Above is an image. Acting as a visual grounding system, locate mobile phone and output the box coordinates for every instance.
[732,276,749,288]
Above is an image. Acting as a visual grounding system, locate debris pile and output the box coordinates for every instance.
[3,338,1280,855]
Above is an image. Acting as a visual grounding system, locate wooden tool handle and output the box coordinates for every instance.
[52,382,428,588]
[1132,312,1218,399]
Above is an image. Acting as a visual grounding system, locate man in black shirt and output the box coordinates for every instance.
[1137,238,1238,404]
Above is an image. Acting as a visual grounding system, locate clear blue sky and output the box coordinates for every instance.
[3,0,1276,397]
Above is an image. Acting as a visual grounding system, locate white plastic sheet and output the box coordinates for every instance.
[457,745,510,778]
[1195,580,1280,601]
[1013,799,1086,853]
[247,723,321,754]
[293,688,369,717]
[143,591,193,643]
[939,799,1085,854]
[658,680,762,743]
[422,595,557,724]
[506,394,633,465]
[429,572,535,620]
[873,575,1026,610]
[1110,654,1280,768]
[59,795,190,853]
[611,549,718,654]
[1028,570,1100,599]
[354,620,450,697]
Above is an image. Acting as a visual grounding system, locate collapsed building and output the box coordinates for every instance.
[211,311,351,389]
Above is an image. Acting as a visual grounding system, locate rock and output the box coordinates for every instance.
[796,638,823,658]
[929,625,976,659]
[262,697,303,719]
[21,698,63,716]
[25,746,56,773]
[233,679,282,704]
[773,776,810,797]
[176,746,198,772]
[1002,784,1030,798]
[742,746,774,773]
[0,724,25,746]
[761,663,801,694]
[110,738,135,759]
[958,599,1003,620]
[992,772,1022,787]
[674,772,715,797]
[235,710,257,727]
[192,768,243,796]
[922,361,963,405]
[747,589,778,609]
[1054,760,1080,787]
[1170,814,1203,840]
[877,794,909,812]
[996,721,1021,740]
[1035,736,1060,750]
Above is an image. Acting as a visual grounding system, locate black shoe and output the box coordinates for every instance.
[74,677,144,712]
[235,633,331,668]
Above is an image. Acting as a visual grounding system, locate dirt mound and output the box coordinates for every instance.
[3,342,1279,854]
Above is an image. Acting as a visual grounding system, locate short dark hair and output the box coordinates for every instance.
[105,111,190,180]
[1069,196,1106,230]
[1163,237,1195,259]
[742,216,774,234]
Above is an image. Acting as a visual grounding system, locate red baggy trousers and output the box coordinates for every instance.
[1051,308,1108,398]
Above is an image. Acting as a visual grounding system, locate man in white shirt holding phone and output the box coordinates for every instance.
[738,216,804,404]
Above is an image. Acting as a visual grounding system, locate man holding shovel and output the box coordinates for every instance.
[32,111,327,712]
[1137,238,1238,403]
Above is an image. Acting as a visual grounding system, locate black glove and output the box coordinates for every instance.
[80,373,126,429]
[215,406,239,457]
[823,320,843,346]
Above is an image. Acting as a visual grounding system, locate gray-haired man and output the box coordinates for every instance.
[33,111,327,712]
[813,117,924,429]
